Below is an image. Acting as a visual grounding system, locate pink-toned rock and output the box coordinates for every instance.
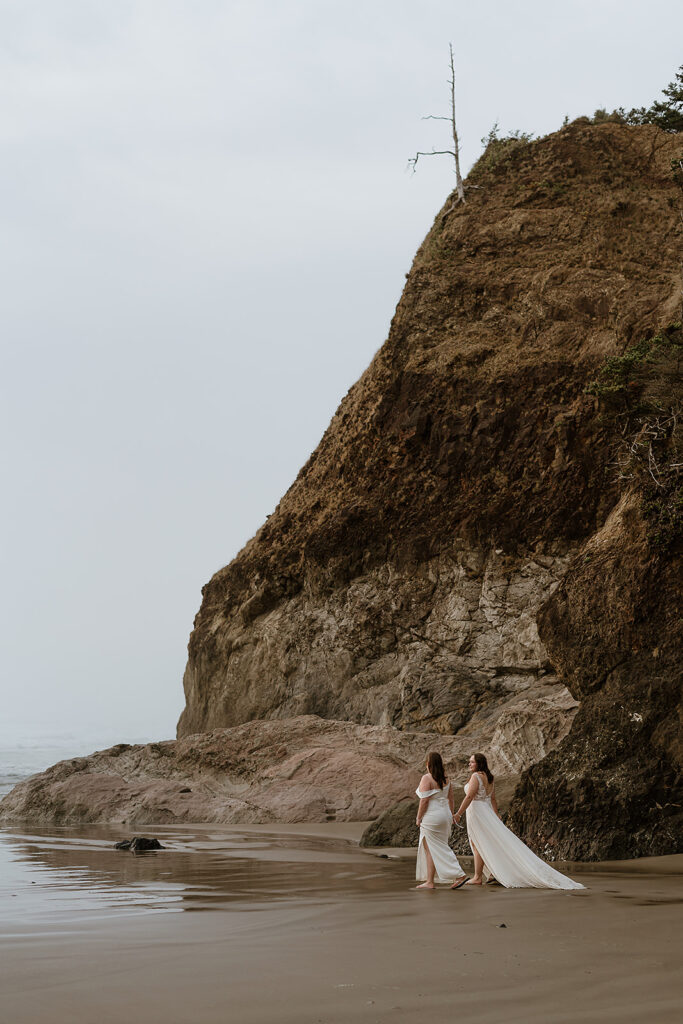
[0,697,575,827]
[0,717,432,826]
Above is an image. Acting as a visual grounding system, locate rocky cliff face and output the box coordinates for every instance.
[182,545,573,737]
[181,124,681,737]
[176,123,681,856]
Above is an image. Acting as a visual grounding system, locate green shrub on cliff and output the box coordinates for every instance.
[585,65,683,132]
[589,107,628,125]
[585,337,654,405]
[626,65,683,133]
[468,123,534,179]
[585,326,682,406]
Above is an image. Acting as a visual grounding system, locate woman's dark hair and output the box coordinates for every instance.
[427,751,447,789]
[473,753,494,784]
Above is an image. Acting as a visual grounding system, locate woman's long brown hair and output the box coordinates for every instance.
[427,751,447,789]
[473,752,494,784]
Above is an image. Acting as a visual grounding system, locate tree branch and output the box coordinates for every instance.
[408,149,456,173]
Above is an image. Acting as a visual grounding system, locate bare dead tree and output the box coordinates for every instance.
[409,43,466,203]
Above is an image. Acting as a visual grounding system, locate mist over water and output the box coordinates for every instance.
[0,731,155,801]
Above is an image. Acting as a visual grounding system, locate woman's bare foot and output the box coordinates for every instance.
[415,882,435,889]
[450,876,469,890]
[466,878,483,886]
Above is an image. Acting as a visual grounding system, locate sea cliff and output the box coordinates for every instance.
[3,122,681,857]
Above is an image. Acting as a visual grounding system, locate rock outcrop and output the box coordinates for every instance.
[0,702,574,826]
[507,491,683,859]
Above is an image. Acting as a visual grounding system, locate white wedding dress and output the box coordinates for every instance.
[416,780,467,884]
[465,774,584,889]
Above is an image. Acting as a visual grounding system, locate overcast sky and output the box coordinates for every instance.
[1,1,681,745]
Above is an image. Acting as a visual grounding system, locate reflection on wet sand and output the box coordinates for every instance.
[0,823,415,926]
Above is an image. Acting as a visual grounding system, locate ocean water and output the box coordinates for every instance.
[0,732,154,802]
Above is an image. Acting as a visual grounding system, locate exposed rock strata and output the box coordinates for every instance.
[0,702,575,826]
[182,547,573,741]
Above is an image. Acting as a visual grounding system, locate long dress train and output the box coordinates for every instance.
[465,774,584,889]
[416,781,466,883]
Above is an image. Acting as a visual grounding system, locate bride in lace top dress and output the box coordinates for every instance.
[453,753,584,890]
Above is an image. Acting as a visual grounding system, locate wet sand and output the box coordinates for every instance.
[1,823,682,1023]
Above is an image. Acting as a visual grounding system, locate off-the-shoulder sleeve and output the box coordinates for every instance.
[416,787,440,798]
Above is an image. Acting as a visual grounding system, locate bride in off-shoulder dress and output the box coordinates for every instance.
[415,752,468,889]
[453,754,584,890]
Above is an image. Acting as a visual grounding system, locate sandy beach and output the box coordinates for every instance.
[2,823,682,1024]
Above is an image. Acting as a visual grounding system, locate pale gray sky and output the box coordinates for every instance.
[1,1,681,743]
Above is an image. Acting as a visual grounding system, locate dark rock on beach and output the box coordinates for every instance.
[360,800,419,849]
[360,799,474,856]
[114,837,165,851]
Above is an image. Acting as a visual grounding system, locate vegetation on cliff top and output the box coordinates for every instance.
[467,124,535,180]
[467,64,683,189]
[586,65,683,133]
